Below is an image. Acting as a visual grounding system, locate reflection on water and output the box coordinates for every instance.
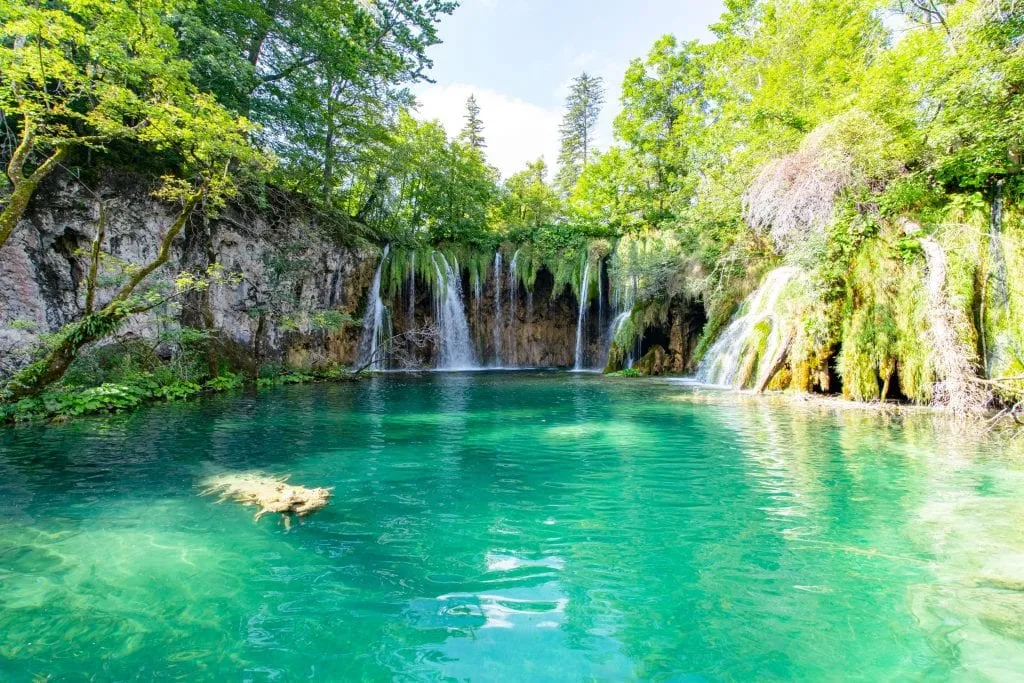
[1,372,1023,680]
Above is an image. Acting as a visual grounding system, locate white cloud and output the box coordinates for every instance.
[413,83,561,179]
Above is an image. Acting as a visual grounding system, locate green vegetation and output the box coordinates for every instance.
[568,0,1024,413]
[0,331,359,424]
[3,0,1024,416]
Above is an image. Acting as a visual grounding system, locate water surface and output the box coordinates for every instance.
[1,372,1023,680]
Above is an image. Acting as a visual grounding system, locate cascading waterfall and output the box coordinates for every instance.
[493,251,503,366]
[430,252,476,370]
[358,244,391,370]
[573,259,592,370]
[472,269,483,321]
[507,249,520,366]
[696,266,800,387]
[604,274,637,369]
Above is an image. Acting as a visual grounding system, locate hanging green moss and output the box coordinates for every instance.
[981,203,1024,378]
[736,319,772,389]
[604,340,626,373]
[838,309,882,401]
[893,261,933,403]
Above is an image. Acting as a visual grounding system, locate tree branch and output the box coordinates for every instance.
[85,199,106,314]
[111,189,203,303]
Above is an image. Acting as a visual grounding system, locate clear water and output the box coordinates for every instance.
[2,373,1023,681]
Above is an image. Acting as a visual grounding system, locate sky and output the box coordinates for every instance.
[413,0,726,178]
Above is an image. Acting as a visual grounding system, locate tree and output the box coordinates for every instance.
[0,0,262,397]
[183,0,457,209]
[0,0,238,252]
[556,73,606,194]
[496,159,562,229]
[613,36,706,229]
[336,113,499,243]
[460,94,486,151]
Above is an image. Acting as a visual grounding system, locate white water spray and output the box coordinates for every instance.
[696,266,800,387]
[431,252,476,370]
[573,259,592,370]
[493,251,503,366]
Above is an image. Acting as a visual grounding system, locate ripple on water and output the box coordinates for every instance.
[1,373,1023,680]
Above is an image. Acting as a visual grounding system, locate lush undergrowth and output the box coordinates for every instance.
[0,335,358,425]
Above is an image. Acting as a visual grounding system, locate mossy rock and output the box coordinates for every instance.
[604,341,626,374]
[766,367,792,391]
[737,320,772,389]
[635,345,667,376]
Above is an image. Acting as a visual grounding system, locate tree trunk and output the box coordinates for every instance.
[323,87,337,209]
[5,306,132,399]
[84,201,107,314]
[755,329,795,393]
[0,181,37,250]
[880,363,893,402]
[1,133,69,251]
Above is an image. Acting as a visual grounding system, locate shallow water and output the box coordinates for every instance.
[1,372,1023,680]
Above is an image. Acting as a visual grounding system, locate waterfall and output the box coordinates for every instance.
[597,258,604,341]
[493,251,503,366]
[472,268,483,317]
[603,274,636,369]
[508,249,520,367]
[358,244,391,371]
[431,252,476,370]
[573,259,592,370]
[695,266,800,387]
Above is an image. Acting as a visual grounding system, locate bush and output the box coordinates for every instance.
[152,381,202,401]
[206,372,246,391]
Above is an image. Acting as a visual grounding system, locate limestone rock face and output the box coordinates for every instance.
[0,173,375,375]
[0,173,705,376]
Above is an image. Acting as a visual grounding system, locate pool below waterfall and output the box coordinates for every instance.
[2,372,1023,680]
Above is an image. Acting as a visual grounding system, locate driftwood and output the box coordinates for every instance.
[353,323,440,374]
[920,237,991,418]
[200,472,332,529]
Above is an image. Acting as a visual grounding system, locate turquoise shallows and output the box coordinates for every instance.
[2,372,1022,680]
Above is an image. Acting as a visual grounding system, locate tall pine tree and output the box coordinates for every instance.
[460,94,486,150]
[556,73,605,194]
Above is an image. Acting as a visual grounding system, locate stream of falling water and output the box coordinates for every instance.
[695,266,799,387]
[604,273,637,369]
[573,260,592,371]
[507,249,520,367]
[358,244,391,370]
[493,251,503,366]
[430,252,476,369]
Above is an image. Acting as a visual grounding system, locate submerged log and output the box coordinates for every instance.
[200,473,332,529]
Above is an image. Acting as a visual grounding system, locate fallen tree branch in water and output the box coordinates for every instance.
[200,473,332,529]
[353,323,440,374]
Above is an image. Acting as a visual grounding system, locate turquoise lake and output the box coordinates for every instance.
[1,372,1023,680]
